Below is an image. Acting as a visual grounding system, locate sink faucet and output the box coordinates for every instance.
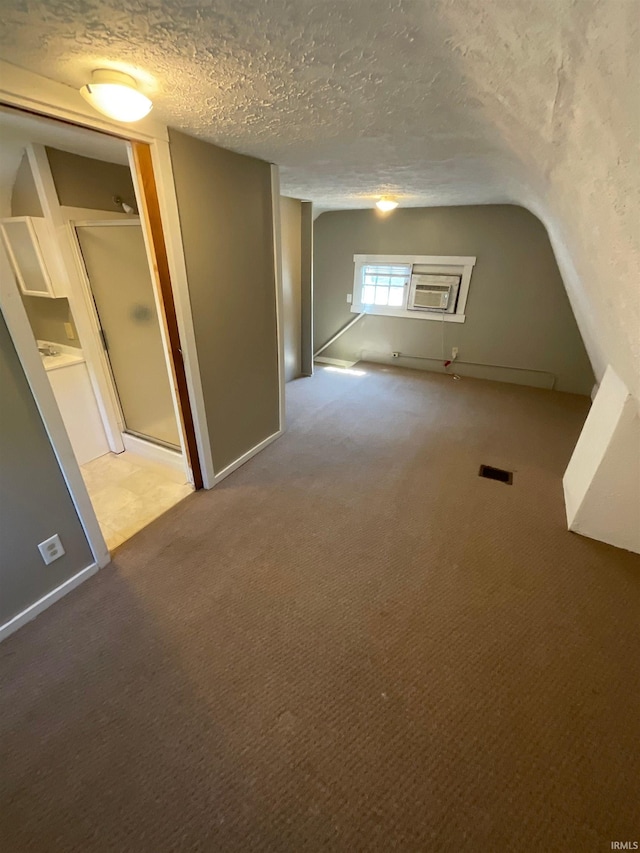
[38,345,60,357]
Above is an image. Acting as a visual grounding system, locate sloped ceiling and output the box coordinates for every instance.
[0,0,638,394]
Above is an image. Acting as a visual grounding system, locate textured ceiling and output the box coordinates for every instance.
[0,0,638,394]
[0,0,589,207]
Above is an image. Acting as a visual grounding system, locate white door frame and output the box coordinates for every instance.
[0,63,214,486]
[0,69,213,572]
[0,62,286,567]
[270,164,286,433]
[125,145,191,468]
[29,139,191,476]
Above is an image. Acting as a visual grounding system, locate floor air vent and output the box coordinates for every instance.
[479,464,513,484]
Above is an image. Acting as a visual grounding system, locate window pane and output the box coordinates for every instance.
[374,285,389,305]
[360,263,411,307]
[362,284,375,304]
[388,286,404,307]
[364,264,410,278]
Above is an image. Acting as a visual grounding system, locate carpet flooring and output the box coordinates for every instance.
[1,363,639,852]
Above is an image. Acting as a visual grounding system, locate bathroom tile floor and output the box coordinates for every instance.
[80,451,193,551]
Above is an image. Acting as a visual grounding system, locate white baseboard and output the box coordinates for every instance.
[314,357,358,368]
[212,429,283,486]
[0,562,98,643]
[121,433,185,475]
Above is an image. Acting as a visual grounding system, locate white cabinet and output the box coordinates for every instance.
[46,356,110,465]
[0,216,66,298]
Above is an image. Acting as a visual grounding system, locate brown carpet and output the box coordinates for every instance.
[2,363,639,852]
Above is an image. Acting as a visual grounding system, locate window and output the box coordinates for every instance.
[352,254,476,323]
[361,264,411,308]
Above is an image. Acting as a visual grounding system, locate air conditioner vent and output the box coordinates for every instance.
[408,272,461,313]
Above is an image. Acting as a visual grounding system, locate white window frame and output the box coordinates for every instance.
[351,254,476,323]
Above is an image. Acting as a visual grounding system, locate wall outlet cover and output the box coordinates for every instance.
[346,293,352,304]
[38,534,65,565]
[64,322,76,341]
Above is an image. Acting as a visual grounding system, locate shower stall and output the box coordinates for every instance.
[72,219,181,452]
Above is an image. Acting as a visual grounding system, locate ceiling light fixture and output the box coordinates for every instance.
[80,70,152,123]
[376,197,399,212]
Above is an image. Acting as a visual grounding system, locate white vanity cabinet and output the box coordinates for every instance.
[43,348,110,465]
[0,216,66,298]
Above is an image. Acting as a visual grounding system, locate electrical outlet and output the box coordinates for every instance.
[452,347,459,360]
[64,322,76,341]
[38,534,65,565]
[346,293,352,304]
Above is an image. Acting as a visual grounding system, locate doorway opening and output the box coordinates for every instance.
[0,105,201,553]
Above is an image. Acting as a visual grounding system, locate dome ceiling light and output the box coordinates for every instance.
[80,70,152,123]
[375,197,399,212]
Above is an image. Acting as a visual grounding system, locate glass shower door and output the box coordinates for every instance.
[75,222,181,449]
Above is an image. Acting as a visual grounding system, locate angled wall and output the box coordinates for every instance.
[314,205,594,395]
[45,147,136,212]
[427,0,639,403]
[564,367,640,554]
[11,153,42,217]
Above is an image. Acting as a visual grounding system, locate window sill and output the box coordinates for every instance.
[350,305,466,323]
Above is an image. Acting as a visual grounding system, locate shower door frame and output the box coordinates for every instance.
[68,218,184,457]
[67,220,127,446]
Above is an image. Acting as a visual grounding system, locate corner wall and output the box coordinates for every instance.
[280,196,302,382]
[300,202,314,376]
[168,129,280,473]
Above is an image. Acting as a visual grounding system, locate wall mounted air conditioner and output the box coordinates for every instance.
[407,272,461,314]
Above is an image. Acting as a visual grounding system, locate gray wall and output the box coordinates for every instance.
[46,147,136,213]
[314,205,594,395]
[20,296,80,349]
[280,196,302,382]
[0,311,93,626]
[169,129,280,472]
[11,153,43,218]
